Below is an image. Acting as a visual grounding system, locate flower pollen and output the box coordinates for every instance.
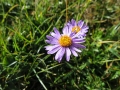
[72,26,81,33]
[59,35,72,47]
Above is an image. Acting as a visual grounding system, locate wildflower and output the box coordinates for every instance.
[66,19,89,38]
[45,27,85,62]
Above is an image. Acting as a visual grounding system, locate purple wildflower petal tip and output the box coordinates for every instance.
[66,48,71,61]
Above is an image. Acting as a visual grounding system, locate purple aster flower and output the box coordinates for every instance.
[45,27,86,62]
[65,19,89,38]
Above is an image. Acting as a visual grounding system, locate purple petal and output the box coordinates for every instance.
[70,48,78,57]
[46,35,52,39]
[72,31,85,39]
[66,47,71,61]
[55,47,65,62]
[45,45,60,51]
[50,32,60,39]
[68,24,74,31]
[81,28,88,33]
[77,20,84,28]
[45,39,58,44]
[53,27,61,37]
[45,46,52,50]
[46,35,56,42]
[78,22,89,34]
[62,26,68,34]
[72,38,85,43]
[71,19,76,26]
[82,24,89,30]
[62,26,71,35]
[48,46,61,54]
[45,40,51,44]
[72,43,86,48]
[71,32,81,38]
[70,32,76,37]
[46,35,56,40]
[65,21,71,26]
[71,46,81,52]
[77,34,86,38]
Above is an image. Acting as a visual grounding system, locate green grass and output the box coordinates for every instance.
[0,0,120,90]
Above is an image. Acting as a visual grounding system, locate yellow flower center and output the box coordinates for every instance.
[72,26,81,33]
[59,35,72,47]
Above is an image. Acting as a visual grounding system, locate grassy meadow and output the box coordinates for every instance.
[0,0,120,90]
